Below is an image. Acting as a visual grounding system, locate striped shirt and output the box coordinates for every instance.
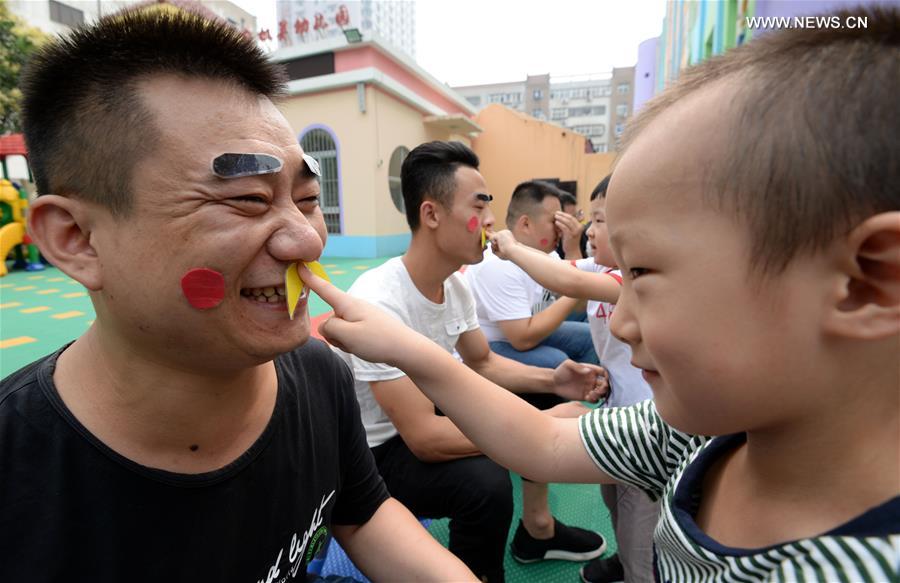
[579,401,900,582]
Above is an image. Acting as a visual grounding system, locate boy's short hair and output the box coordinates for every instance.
[590,175,611,201]
[401,141,480,231]
[506,181,562,229]
[622,5,899,275]
[21,11,287,216]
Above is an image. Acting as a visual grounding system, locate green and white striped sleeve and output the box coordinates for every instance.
[579,400,707,500]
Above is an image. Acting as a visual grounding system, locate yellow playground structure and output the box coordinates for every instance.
[1,133,43,276]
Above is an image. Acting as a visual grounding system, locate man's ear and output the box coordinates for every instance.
[420,200,439,230]
[27,195,103,291]
[825,211,900,340]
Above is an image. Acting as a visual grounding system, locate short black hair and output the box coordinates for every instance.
[401,141,479,231]
[623,5,899,275]
[559,191,577,208]
[506,180,561,229]
[590,175,611,201]
[21,10,287,216]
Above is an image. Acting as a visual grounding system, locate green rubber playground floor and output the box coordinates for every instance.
[0,257,615,582]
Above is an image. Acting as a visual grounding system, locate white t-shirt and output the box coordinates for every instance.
[333,257,480,447]
[574,258,652,408]
[464,247,558,343]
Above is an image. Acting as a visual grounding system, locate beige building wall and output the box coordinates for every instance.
[278,86,474,239]
[278,88,377,236]
[472,105,615,227]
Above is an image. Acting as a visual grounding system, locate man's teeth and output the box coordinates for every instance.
[241,286,293,303]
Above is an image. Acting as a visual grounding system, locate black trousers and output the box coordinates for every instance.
[371,435,513,582]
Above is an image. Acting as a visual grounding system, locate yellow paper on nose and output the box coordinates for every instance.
[306,261,331,282]
[481,227,486,249]
[285,262,303,320]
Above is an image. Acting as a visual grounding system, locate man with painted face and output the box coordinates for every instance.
[465,181,599,378]
[334,141,610,582]
[0,12,475,582]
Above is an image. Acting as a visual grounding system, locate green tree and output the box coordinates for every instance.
[0,0,47,134]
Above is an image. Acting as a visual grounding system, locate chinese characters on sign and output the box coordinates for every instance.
[264,3,359,47]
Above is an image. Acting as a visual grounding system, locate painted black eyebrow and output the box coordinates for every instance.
[212,153,283,179]
[475,193,493,202]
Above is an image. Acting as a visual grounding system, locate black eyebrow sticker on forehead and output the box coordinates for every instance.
[211,153,284,179]
[302,153,322,177]
[475,193,493,202]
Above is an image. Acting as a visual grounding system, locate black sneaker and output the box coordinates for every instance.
[580,554,624,583]
[510,518,606,563]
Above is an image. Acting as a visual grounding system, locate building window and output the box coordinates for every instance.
[617,83,630,95]
[388,146,409,214]
[593,142,608,153]
[593,106,606,115]
[49,0,84,27]
[466,96,482,106]
[616,104,628,117]
[615,123,625,136]
[300,127,342,234]
[533,89,543,100]
[551,108,567,120]
[532,109,544,119]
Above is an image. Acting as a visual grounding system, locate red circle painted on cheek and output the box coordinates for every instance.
[540,238,549,247]
[181,268,225,310]
[466,216,479,233]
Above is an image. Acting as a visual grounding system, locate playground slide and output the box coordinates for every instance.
[0,222,25,277]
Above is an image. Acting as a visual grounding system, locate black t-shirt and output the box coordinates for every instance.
[0,339,389,582]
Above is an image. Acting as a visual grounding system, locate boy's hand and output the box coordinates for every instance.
[552,360,609,403]
[489,229,519,260]
[544,401,592,419]
[555,211,584,257]
[297,264,414,365]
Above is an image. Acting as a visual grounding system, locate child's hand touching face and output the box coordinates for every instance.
[489,229,519,259]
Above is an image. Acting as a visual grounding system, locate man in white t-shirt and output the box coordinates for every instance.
[465,181,598,411]
[335,141,609,582]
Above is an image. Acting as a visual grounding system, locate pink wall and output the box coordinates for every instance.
[335,47,470,116]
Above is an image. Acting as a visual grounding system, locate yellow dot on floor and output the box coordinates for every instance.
[47,277,65,282]
[20,306,51,314]
[13,286,36,291]
[36,289,60,295]
[68,281,81,285]
[0,302,23,309]
[323,264,337,268]
[0,283,13,288]
[27,275,45,280]
[352,265,370,270]
[330,270,347,275]
[52,310,84,319]
[0,336,37,349]
[62,292,86,298]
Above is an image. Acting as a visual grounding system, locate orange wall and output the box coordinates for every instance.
[472,104,615,227]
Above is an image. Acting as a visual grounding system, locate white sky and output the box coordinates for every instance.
[234,0,668,87]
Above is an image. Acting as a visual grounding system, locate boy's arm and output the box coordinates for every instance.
[334,498,477,581]
[300,266,615,484]
[491,230,620,302]
[369,376,481,462]
[497,295,580,351]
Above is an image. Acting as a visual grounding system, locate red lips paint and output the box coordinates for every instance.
[181,268,225,310]
[467,216,479,233]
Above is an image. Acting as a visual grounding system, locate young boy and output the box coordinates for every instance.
[300,7,899,581]
[491,175,658,582]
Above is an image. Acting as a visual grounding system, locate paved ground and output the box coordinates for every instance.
[1,256,616,581]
